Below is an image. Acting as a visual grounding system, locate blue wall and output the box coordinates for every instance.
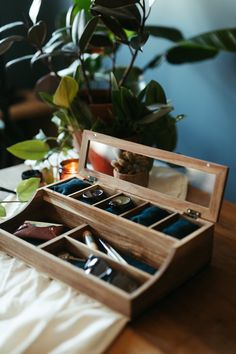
[137,0,236,203]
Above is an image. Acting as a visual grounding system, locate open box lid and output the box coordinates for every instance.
[78,130,228,223]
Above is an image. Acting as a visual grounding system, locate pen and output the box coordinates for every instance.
[98,239,127,265]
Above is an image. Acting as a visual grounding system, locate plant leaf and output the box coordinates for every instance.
[79,16,99,52]
[29,0,42,24]
[0,36,24,55]
[0,21,25,34]
[100,15,128,43]
[137,105,173,124]
[94,0,139,8]
[130,32,149,50]
[0,205,6,217]
[16,177,40,202]
[72,9,86,45]
[5,55,34,68]
[7,140,49,160]
[53,76,79,108]
[146,25,184,42]
[166,28,236,64]
[27,21,47,48]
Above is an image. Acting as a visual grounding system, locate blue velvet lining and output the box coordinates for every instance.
[161,218,199,239]
[129,206,169,226]
[50,178,90,195]
[122,254,157,275]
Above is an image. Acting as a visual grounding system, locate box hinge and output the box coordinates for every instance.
[185,208,201,219]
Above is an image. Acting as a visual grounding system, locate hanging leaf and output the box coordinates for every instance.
[130,32,149,50]
[16,177,40,202]
[29,0,43,25]
[137,104,173,124]
[146,25,184,42]
[79,16,99,52]
[7,140,50,160]
[72,9,86,45]
[100,15,128,43]
[0,36,24,55]
[0,21,25,34]
[27,21,47,48]
[166,28,236,64]
[90,33,113,47]
[0,205,6,217]
[53,76,79,108]
[6,55,34,68]
[138,80,167,104]
[94,0,139,8]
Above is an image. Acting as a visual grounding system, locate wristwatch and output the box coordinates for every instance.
[108,195,134,212]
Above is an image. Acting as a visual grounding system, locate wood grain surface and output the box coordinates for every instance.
[106,199,236,354]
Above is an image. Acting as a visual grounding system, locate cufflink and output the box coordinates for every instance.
[81,188,105,203]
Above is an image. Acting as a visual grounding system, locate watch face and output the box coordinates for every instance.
[82,188,104,202]
[108,195,134,212]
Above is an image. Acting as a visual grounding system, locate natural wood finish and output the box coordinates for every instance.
[0,131,228,318]
[79,130,228,222]
[106,199,236,354]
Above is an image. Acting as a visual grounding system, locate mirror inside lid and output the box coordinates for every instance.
[79,130,228,222]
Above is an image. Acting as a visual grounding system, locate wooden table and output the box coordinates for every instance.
[107,199,236,354]
[1,165,235,353]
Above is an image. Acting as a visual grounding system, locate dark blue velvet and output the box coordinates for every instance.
[50,178,90,195]
[129,206,169,226]
[123,254,157,275]
[161,218,199,239]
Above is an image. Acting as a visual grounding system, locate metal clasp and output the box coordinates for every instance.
[185,208,201,219]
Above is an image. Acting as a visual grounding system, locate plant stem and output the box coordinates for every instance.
[79,54,93,104]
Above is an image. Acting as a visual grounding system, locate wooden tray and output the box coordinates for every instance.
[0,131,228,318]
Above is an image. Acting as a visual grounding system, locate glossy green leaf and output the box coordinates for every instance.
[166,28,236,64]
[16,177,40,202]
[90,33,113,47]
[79,16,99,52]
[91,4,141,31]
[7,140,49,160]
[130,32,149,50]
[39,92,56,107]
[111,72,119,91]
[0,21,25,34]
[27,21,47,47]
[6,55,34,68]
[72,9,86,45]
[0,36,24,55]
[94,0,139,8]
[137,105,173,124]
[29,0,42,24]
[66,5,75,29]
[0,205,6,217]
[100,15,128,43]
[53,76,79,108]
[138,80,167,104]
[146,25,184,42]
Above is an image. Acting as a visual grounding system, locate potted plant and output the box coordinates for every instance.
[1,0,236,176]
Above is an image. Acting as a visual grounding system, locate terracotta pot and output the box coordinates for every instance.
[113,170,149,187]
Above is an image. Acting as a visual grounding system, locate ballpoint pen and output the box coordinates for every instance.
[0,187,16,194]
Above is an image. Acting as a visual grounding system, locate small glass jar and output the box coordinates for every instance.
[59,158,79,180]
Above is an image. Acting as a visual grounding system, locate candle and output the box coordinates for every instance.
[59,158,79,180]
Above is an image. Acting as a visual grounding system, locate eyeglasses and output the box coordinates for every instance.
[84,255,139,293]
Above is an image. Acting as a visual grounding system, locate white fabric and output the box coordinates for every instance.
[0,252,127,354]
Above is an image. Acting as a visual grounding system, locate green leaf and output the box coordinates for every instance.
[111,72,119,91]
[146,25,184,42]
[53,76,79,108]
[7,140,50,160]
[166,28,236,64]
[139,80,167,105]
[137,104,173,124]
[29,0,43,24]
[0,204,6,217]
[0,21,25,34]
[79,16,99,52]
[16,177,40,202]
[94,0,139,8]
[90,33,113,47]
[100,15,128,43]
[0,35,24,55]
[6,55,34,68]
[39,92,55,107]
[27,21,47,48]
[72,9,86,45]
[130,32,149,50]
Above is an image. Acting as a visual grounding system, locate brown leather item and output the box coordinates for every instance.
[14,222,65,241]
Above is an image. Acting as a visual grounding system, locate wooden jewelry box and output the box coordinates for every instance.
[0,130,228,318]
